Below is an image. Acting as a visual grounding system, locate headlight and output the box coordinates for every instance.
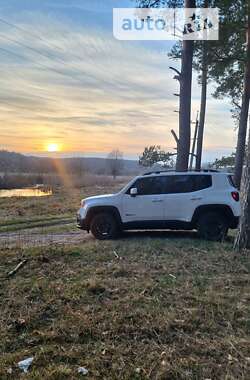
[81,200,85,207]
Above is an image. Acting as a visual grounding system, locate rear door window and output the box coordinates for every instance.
[193,175,212,191]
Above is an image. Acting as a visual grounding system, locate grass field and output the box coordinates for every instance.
[0,184,250,379]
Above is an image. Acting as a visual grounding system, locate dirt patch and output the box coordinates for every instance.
[0,229,92,248]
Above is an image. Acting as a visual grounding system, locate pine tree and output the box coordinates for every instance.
[234,10,250,250]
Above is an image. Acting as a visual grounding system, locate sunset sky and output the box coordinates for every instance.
[0,0,237,162]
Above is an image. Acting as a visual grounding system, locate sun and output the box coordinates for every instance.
[47,143,60,153]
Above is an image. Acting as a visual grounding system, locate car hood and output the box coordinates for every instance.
[84,194,115,202]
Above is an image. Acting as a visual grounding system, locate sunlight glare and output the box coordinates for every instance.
[47,143,60,152]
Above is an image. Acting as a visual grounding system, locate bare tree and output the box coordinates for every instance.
[195,38,208,170]
[137,0,195,171]
[176,1,196,172]
[106,150,124,179]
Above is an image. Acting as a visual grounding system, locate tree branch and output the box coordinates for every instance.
[232,100,242,110]
[169,66,181,76]
[171,129,179,144]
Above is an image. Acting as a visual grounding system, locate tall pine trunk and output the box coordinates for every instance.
[234,8,250,189]
[176,0,195,171]
[195,41,208,171]
[234,12,250,250]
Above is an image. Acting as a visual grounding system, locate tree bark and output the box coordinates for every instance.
[189,114,199,170]
[234,144,250,251]
[234,84,250,189]
[176,0,195,171]
[234,13,250,251]
[234,10,250,190]
[234,163,250,250]
[195,41,208,171]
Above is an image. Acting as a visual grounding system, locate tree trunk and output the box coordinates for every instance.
[234,9,250,189]
[176,0,195,171]
[234,13,250,251]
[189,114,199,170]
[234,85,250,189]
[234,163,250,250]
[195,41,208,171]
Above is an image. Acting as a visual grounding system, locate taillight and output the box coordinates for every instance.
[231,191,239,202]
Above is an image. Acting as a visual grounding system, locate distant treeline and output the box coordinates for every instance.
[0,150,140,176]
[0,172,131,190]
[0,173,45,189]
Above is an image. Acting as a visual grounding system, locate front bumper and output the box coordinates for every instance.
[76,214,87,230]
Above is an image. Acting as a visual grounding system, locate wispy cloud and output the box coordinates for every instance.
[0,1,236,160]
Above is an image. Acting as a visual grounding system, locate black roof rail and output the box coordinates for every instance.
[200,169,219,173]
[143,169,219,176]
[143,169,175,176]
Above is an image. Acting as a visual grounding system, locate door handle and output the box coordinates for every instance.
[152,199,163,203]
[191,197,202,201]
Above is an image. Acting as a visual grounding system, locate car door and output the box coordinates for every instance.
[122,176,165,223]
[162,175,212,222]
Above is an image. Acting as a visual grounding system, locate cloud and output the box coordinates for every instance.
[0,3,236,160]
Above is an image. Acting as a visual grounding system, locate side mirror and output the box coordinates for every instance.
[130,187,138,197]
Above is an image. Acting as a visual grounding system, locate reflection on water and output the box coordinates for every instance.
[0,187,53,198]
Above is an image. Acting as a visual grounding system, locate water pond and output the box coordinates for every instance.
[0,187,52,198]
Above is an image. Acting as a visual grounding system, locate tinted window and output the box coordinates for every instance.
[194,175,212,191]
[128,176,166,195]
[166,175,193,193]
[165,175,212,194]
[228,175,236,188]
[128,175,212,195]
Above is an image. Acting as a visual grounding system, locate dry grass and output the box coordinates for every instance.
[0,184,250,379]
[0,235,249,379]
[0,178,127,227]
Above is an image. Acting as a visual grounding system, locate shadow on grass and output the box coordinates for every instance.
[121,229,199,240]
[120,229,234,243]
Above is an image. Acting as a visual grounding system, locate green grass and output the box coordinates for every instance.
[0,236,249,379]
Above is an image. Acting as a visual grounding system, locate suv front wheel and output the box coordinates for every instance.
[197,211,228,241]
[90,213,119,240]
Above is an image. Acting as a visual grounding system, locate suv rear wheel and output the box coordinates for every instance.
[90,213,119,240]
[197,212,228,241]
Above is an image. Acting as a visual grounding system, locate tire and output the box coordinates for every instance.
[90,213,119,240]
[197,212,228,242]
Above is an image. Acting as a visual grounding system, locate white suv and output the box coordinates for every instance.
[77,171,241,241]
